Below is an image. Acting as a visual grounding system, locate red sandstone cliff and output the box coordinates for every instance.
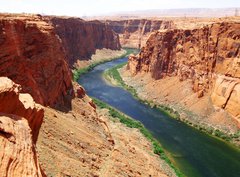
[106,19,174,48]
[47,17,121,66]
[0,13,174,176]
[0,14,73,107]
[127,22,240,128]
[0,14,74,176]
[0,77,44,177]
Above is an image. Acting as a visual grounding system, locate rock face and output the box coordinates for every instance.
[211,75,240,127]
[37,83,175,177]
[48,17,121,66]
[127,22,240,127]
[0,77,44,142]
[106,19,174,48]
[0,13,174,177]
[0,14,73,107]
[0,77,44,177]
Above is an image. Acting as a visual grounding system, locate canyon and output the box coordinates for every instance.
[47,16,121,66]
[0,13,175,177]
[106,19,174,48]
[123,19,240,135]
[0,10,240,176]
[102,17,237,49]
[0,14,73,107]
[37,83,175,176]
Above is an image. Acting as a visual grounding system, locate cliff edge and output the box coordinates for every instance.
[126,21,240,132]
[106,19,174,48]
[0,13,175,177]
[0,14,73,107]
[0,77,44,177]
[48,17,121,66]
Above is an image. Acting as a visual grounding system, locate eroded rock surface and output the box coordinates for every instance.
[127,21,240,129]
[0,14,73,107]
[0,13,176,177]
[211,75,240,127]
[37,83,175,177]
[48,17,121,66]
[106,19,174,48]
[0,77,44,177]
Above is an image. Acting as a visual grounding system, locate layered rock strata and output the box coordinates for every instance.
[0,13,174,176]
[127,22,240,129]
[0,14,73,107]
[106,19,174,48]
[0,77,44,177]
[48,17,121,66]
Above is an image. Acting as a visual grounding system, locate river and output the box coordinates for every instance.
[78,57,240,177]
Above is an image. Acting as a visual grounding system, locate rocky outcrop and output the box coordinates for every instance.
[0,14,73,107]
[0,77,44,177]
[211,75,240,127]
[48,17,121,66]
[127,22,240,127]
[106,19,174,48]
[0,77,44,142]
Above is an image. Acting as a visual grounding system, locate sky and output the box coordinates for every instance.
[0,0,239,17]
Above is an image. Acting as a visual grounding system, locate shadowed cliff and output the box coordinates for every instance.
[48,16,121,66]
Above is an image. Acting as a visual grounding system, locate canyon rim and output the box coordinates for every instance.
[0,1,240,177]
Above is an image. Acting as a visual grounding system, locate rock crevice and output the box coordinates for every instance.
[0,77,44,177]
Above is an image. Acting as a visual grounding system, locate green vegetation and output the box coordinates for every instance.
[92,98,184,177]
[73,48,139,81]
[103,63,240,146]
[181,119,240,143]
[123,47,140,55]
[155,105,181,120]
[103,62,138,98]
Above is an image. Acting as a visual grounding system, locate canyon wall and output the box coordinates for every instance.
[0,14,74,176]
[106,19,174,48]
[0,13,174,176]
[0,77,44,177]
[0,14,73,107]
[48,17,121,66]
[127,22,240,128]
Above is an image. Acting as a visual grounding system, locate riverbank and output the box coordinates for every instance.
[73,48,138,81]
[93,98,179,177]
[71,50,181,176]
[79,57,240,177]
[104,63,240,147]
[37,49,177,176]
[37,95,177,176]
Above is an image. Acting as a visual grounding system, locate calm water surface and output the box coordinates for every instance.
[78,57,240,177]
